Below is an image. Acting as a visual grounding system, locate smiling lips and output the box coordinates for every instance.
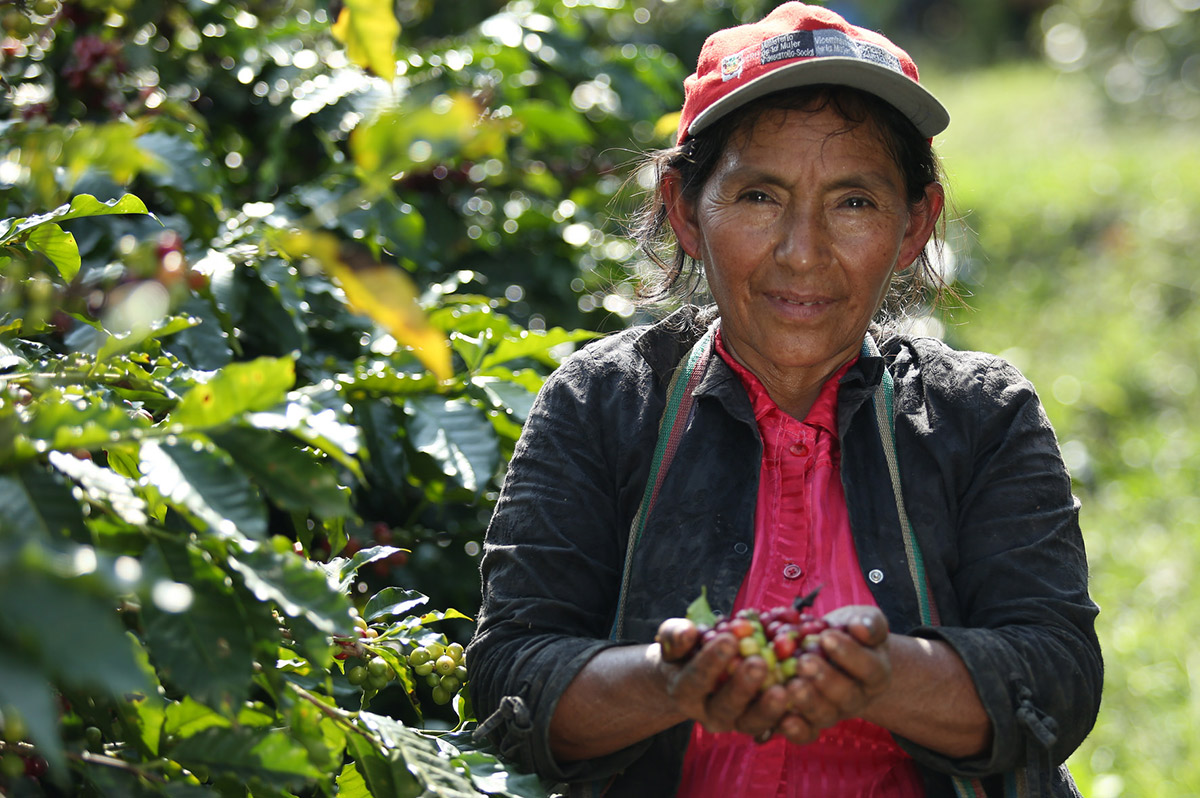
[768,291,836,310]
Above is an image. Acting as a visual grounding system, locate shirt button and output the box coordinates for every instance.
[733,542,749,555]
[868,569,884,584]
[782,563,802,580]
[789,443,809,456]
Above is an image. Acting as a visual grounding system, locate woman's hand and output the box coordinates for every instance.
[774,605,892,743]
[655,617,796,742]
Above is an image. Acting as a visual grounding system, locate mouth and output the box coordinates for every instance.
[768,292,835,307]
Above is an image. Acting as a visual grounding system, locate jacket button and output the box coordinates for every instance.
[868,569,884,584]
[782,563,802,580]
[733,542,748,555]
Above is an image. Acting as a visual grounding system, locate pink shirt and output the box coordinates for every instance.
[675,331,923,798]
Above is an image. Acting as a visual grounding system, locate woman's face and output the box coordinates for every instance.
[666,105,943,389]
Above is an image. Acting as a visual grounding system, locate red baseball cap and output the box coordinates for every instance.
[677,2,949,145]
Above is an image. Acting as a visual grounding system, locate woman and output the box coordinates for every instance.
[467,4,1102,796]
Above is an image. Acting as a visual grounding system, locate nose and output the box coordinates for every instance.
[773,201,829,273]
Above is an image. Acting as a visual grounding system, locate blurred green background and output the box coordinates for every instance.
[3,0,1199,794]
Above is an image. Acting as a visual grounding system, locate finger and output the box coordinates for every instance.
[820,630,891,694]
[730,682,789,739]
[786,660,848,729]
[823,606,888,647]
[666,633,738,708]
[655,617,700,662]
[702,656,769,732]
[776,711,820,746]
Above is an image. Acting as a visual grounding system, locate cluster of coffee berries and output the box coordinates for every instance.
[333,613,468,707]
[346,655,397,693]
[408,642,467,705]
[693,588,839,691]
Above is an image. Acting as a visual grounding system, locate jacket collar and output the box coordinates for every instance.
[631,305,888,434]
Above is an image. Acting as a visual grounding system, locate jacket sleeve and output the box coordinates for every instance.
[465,348,656,784]
[898,352,1103,782]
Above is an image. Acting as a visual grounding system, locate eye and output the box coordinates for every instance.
[739,189,772,203]
[843,196,875,209]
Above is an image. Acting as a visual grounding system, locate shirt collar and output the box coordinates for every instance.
[714,327,855,436]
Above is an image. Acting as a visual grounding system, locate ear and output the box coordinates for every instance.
[661,172,704,261]
[896,181,945,271]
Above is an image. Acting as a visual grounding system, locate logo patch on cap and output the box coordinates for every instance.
[760,29,902,74]
[720,53,744,81]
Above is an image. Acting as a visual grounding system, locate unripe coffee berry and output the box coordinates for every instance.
[367,656,391,680]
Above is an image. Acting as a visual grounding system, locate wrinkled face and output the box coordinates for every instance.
[667,105,942,387]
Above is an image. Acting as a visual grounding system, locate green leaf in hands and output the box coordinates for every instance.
[685,586,718,628]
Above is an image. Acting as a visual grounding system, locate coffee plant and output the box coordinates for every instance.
[0,182,601,795]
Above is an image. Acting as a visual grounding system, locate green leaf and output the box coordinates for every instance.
[140,439,267,539]
[0,466,89,540]
[407,396,498,495]
[469,377,537,423]
[358,712,479,797]
[345,728,420,798]
[685,586,717,628]
[349,93,505,194]
[363,587,427,621]
[171,726,322,790]
[21,388,142,460]
[0,566,151,697]
[48,450,149,526]
[140,540,256,708]
[25,222,81,281]
[226,542,355,667]
[96,313,202,362]
[0,193,152,245]
[171,357,296,430]
[322,545,403,593]
[479,327,600,371]
[0,650,66,775]
[437,730,546,798]
[334,762,372,798]
[209,427,353,520]
[163,696,230,739]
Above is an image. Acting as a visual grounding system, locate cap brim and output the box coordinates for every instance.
[687,58,950,139]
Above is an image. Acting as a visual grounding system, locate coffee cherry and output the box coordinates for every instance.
[408,649,431,667]
[434,655,457,676]
[366,656,391,680]
[689,586,843,694]
[431,685,452,705]
[346,665,367,686]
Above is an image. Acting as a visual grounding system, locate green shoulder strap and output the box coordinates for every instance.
[610,323,716,641]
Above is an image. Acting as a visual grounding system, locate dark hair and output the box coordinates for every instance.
[629,84,952,323]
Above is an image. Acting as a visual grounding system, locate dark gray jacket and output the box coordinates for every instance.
[468,307,1102,796]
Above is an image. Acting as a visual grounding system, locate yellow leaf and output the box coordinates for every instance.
[276,231,451,381]
[331,0,400,79]
[654,111,683,142]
